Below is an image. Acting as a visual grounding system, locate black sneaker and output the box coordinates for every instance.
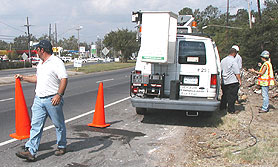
[16,148,36,162]
[54,148,66,156]
[259,109,269,113]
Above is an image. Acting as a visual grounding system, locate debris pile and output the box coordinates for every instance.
[239,69,278,101]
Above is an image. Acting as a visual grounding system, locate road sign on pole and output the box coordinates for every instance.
[102,47,109,56]
[22,53,28,68]
[22,53,28,60]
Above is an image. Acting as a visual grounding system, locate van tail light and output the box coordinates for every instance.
[132,87,138,93]
[210,74,217,88]
[135,70,141,74]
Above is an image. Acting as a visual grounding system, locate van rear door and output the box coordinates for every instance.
[177,38,212,98]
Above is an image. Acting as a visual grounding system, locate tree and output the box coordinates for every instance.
[13,35,36,50]
[95,38,102,57]
[7,50,19,60]
[179,7,193,15]
[57,36,78,50]
[198,5,221,29]
[0,40,9,50]
[103,29,139,62]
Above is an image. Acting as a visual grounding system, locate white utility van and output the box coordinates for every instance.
[130,11,221,116]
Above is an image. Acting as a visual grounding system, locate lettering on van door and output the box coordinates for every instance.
[197,68,207,72]
[180,85,206,96]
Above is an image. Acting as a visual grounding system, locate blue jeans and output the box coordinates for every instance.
[261,86,269,111]
[25,95,67,156]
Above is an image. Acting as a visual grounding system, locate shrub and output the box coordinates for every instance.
[0,61,32,70]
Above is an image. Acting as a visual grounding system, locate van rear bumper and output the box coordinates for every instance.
[131,97,220,112]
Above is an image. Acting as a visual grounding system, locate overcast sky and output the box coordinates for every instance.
[0,0,265,44]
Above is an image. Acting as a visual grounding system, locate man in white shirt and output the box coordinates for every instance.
[220,48,241,114]
[232,45,242,103]
[232,45,242,71]
[15,40,68,161]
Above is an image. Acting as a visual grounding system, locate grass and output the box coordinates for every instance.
[200,110,278,166]
[184,104,278,166]
[72,61,135,74]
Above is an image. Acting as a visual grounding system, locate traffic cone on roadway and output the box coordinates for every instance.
[10,78,31,140]
[88,82,110,128]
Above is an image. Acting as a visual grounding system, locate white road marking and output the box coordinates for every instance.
[0,98,14,102]
[0,96,131,147]
[96,78,114,83]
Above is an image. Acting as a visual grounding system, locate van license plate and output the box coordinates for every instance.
[183,76,198,85]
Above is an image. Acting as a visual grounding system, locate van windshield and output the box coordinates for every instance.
[178,41,206,65]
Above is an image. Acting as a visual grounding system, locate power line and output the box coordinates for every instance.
[0,20,25,33]
[58,26,78,38]
[0,35,17,37]
[0,37,14,40]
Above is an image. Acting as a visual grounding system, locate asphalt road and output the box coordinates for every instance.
[0,67,132,143]
[0,67,194,167]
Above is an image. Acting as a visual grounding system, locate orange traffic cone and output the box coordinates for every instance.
[10,78,31,140]
[88,82,110,128]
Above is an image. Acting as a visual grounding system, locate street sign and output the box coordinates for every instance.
[102,47,109,56]
[91,45,96,57]
[22,53,28,60]
[79,46,85,53]
[74,59,82,68]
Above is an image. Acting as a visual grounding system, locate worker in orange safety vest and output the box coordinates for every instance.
[248,50,275,113]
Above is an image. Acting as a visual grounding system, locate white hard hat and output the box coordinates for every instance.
[260,50,270,58]
[232,45,240,52]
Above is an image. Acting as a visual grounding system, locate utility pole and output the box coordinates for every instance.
[55,23,57,45]
[55,23,58,56]
[247,0,252,29]
[257,0,262,21]
[24,17,31,63]
[226,0,229,26]
[49,24,52,43]
[225,0,230,42]
[76,25,82,58]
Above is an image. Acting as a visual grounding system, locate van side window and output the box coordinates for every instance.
[178,41,206,65]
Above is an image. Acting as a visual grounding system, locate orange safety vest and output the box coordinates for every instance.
[257,61,275,86]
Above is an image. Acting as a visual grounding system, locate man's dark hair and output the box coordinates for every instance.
[36,40,53,55]
[39,47,53,55]
[229,48,237,55]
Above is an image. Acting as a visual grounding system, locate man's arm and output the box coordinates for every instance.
[14,74,37,83]
[235,74,241,86]
[51,78,68,106]
[248,65,267,75]
[57,78,68,96]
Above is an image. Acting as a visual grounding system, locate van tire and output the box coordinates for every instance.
[136,107,146,115]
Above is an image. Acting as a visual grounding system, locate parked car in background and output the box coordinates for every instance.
[60,56,72,63]
[87,57,104,62]
[31,57,40,65]
[73,58,87,63]
[81,58,87,63]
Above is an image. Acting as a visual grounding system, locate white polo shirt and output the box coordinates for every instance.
[35,55,68,97]
[221,55,240,85]
[234,54,242,70]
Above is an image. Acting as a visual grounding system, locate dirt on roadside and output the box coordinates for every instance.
[152,70,278,167]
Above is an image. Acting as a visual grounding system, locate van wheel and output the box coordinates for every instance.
[136,108,146,115]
